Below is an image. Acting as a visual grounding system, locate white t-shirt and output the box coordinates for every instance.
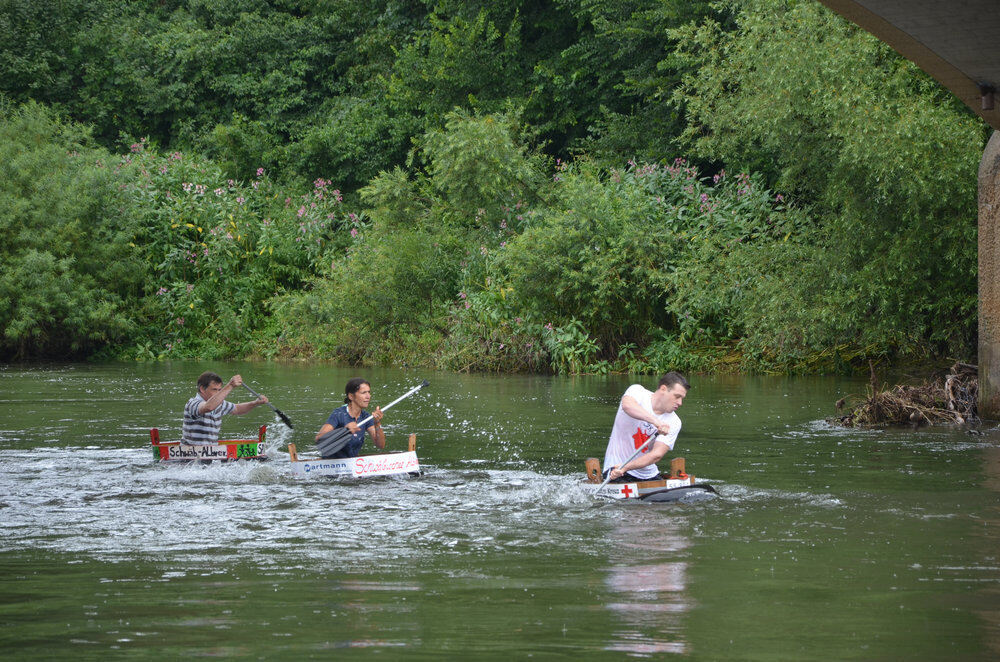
[603,384,681,481]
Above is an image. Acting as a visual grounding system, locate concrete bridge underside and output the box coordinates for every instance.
[817,1,1000,417]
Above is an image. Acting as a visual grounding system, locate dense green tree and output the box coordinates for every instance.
[669,0,987,368]
[0,0,989,372]
[550,0,714,163]
[0,0,713,188]
[0,102,141,359]
[0,1,102,107]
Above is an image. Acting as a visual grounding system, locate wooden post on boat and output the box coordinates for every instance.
[408,433,416,452]
[288,443,298,462]
[584,458,601,483]
[669,457,685,479]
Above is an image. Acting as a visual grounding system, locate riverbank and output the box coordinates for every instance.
[165,323,969,379]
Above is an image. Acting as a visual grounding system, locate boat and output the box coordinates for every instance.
[584,457,717,502]
[286,433,421,478]
[150,426,269,462]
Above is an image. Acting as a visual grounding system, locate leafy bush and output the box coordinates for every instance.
[670,0,985,367]
[270,109,549,367]
[502,159,794,353]
[0,102,140,358]
[115,140,352,358]
[438,286,550,373]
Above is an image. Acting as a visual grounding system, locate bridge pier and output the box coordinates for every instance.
[979,130,1000,419]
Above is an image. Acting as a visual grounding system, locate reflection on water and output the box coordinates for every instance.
[604,513,692,655]
[978,446,1000,660]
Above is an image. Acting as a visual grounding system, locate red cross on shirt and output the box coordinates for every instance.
[632,427,650,451]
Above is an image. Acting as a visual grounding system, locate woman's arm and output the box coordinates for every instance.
[368,407,385,449]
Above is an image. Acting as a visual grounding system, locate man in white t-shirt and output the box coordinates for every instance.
[182,371,269,444]
[603,372,689,482]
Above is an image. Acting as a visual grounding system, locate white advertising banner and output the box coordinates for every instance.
[290,451,419,478]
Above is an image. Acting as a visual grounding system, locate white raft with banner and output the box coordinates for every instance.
[287,433,421,479]
[584,457,717,502]
[150,426,269,462]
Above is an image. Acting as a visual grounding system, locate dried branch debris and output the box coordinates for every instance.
[831,362,978,428]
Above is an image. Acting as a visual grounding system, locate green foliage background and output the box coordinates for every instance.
[0,0,990,373]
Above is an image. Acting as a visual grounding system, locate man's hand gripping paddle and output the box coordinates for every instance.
[594,431,659,498]
[242,383,294,429]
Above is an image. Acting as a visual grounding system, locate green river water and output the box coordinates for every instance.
[1,361,999,660]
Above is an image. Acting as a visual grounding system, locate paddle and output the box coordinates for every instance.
[317,379,430,457]
[594,431,659,498]
[242,383,294,429]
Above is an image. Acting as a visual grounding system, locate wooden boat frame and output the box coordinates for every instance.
[150,425,269,462]
[287,433,421,479]
[584,456,704,499]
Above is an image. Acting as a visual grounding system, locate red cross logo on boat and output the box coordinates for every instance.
[620,484,634,498]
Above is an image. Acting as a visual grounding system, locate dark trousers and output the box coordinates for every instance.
[602,470,658,483]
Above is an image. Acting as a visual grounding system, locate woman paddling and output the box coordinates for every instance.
[315,378,385,458]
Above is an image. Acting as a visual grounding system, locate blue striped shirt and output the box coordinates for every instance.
[182,394,236,444]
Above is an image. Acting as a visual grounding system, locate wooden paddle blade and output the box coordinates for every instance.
[316,427,352,457]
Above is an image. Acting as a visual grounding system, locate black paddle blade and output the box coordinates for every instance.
[274,408,294,429]
[316,427,353,457]
[242,383,294,429]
